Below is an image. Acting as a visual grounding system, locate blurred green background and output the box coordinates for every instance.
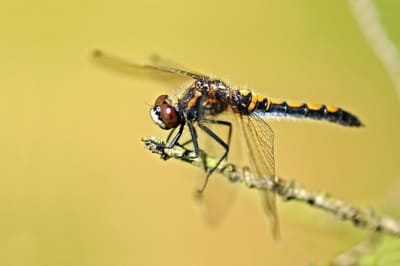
[1,0,399,265]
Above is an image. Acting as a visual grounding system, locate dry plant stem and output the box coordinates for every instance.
[142,136,400,238]
[331,233,381,266]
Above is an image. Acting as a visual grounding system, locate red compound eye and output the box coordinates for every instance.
[160,103,180,129]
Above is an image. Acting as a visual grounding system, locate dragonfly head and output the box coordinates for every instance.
[150,95,181,130]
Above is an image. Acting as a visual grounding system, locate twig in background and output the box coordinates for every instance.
[142,136,400,238]
[331,234,380,266]
[349,0,400,101]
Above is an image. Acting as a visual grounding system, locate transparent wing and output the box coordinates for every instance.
[149,53,209,79]
[193,112,239,226]
[92,49,207,81]
[239,112,280,239]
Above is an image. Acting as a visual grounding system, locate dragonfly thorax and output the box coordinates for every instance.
[179,79,231,121]
[150,95,181,130]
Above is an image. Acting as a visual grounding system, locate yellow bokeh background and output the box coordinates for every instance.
[1,0,399,265]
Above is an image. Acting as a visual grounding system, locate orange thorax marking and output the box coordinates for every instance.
[187,90,202,108]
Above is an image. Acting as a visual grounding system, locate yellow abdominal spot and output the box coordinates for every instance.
[257,95,265,102]
[247,93,258,111]
[287,101,304,108]
[326,105,339,113]
[265,99,271,111]
[270,99,284,105]
[307,103,323,110]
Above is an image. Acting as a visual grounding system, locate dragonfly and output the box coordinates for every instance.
[93,50,363,239]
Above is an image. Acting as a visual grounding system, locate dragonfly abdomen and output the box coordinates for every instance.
[235,90,362,127]
[266,99,362,127]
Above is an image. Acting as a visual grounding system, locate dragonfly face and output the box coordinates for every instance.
[150,94,181,130]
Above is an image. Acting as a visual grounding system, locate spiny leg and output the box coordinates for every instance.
[160,127,191,160]
[164,121,201,161]
[151,121,185,159]
[166,123,197,149]
[186,121,200,158]
[196,121,230,194]
[201,119,232,158]
[164,119,231,157]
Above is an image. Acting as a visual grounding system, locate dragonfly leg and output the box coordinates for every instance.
[196,122,230,194]
[159,121,200,161]
[150,121,185,159]
[186,121,200,158]
[165,122,185,149]
[161,127,196,160]
[165,127,177,143]
[166,122,199,149]
[201,119,232,159]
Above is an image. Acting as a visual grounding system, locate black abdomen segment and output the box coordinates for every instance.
[266,99,363,127]
[235,90,363,127]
